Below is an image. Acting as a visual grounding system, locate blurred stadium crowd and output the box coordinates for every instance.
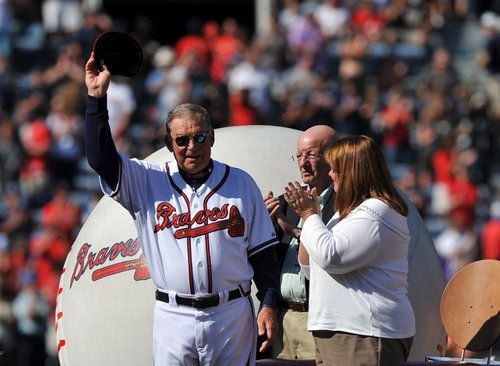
[1,0,500,364]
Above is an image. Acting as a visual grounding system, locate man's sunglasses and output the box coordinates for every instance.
[174,133,209,147]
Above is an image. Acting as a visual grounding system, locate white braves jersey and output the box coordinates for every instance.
[100,154,278,295]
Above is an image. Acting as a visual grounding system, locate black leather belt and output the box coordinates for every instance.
[155,289,244,309]
[279,299,308,312]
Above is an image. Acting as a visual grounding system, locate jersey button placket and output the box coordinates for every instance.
[197,261,205,291]
[191,194,207,293]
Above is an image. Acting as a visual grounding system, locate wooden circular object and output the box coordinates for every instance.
[440,259,500,351]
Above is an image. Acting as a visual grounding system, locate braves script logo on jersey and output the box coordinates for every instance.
[70,238,150,288]
[154,202,245,237]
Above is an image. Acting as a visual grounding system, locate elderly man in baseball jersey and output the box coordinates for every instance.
[83,52,279,365]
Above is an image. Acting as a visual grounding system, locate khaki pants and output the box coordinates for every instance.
[272,309,315,360]
[312,330,413,366]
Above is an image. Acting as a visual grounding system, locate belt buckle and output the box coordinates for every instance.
[192,295,218,309]
[289,299,308,312]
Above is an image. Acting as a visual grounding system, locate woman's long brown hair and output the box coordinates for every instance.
[325,135,408,220]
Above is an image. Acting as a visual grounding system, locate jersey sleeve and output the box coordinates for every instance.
[245,175,279,256]
[249,247,279,309]
[84,95,121,190]
[100,153,163,216]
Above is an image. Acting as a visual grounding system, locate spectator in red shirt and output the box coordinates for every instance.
[446,164,478,229]
[40,183,82,239]
[228,89,258,126]
[351,0,386,39]
[210,17,244,84]
[18,119,53,208]
[378,87,413,163]
[175,17,211,67]
[481,200,500,260]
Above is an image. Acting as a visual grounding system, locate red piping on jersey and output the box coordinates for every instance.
[166,163,195,294]
[202,165,230,293]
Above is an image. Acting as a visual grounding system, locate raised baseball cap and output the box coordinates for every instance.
[92,31,143,77]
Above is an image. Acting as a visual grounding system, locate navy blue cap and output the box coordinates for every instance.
[92,31,143,77]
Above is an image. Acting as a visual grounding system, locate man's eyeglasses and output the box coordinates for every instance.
[293,152,322,163]
[174,133,209,147]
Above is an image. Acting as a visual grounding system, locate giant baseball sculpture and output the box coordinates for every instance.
[55,125,447,365]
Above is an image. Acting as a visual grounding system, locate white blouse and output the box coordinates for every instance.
[300,198,416,339]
